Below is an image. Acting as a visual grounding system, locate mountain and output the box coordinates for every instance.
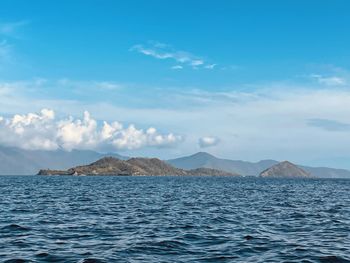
[38,157,240,176]
[260,161,311,178]
[1,147,350,178]
[167,152,278,176]
[168,152,350,178]
[0,146,127,175]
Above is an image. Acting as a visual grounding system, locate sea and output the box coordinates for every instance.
[0,175,349,263]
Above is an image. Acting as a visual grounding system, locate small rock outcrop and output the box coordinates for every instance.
[188,167,240,176]
[260,161,311,178]
[37,169,76,176]
[37,157,240,176]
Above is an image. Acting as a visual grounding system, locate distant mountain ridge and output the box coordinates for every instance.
[167,152,350,178]
[167,152,278,176]
[1,147,350,178]
[0,146,127,175]
[38,157,240,176]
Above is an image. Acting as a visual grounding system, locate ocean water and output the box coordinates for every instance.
[0,176,349,263]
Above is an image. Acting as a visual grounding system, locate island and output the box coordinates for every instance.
[38,157,241,176]
[260,161,312,178]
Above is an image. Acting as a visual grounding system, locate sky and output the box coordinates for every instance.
[1,0,350,168]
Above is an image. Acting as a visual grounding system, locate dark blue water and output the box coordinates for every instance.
[0,176,349,263]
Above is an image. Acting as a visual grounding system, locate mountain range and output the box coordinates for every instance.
[0,146,127,175]
[167,152,350,178]
[0,146,350,178]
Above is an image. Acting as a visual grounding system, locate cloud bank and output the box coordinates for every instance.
[0,109,183,151]
[3,76,350,166]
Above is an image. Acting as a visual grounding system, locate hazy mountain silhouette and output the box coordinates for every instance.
[168,152,350,178]
[1,147,350,178]
[167,152,278,176]
[0,146,127,175]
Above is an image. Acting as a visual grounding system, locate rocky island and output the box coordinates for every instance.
[38,157,240,176]
[260,161,312,178]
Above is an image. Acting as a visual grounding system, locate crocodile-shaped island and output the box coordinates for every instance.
[38,157,241,176]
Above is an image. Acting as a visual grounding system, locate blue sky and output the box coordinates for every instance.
[1,1,350,168]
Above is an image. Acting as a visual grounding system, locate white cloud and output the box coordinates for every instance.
[310,74,346,86]
[191,60,204,67]
[171,65,183,70]
[204,64,217,69]
[131,41,213,69]
[0,109,183,151]
[199,136,220,148]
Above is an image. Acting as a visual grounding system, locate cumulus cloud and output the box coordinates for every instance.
[0,109,183,151]
[131,41,211,69]
[4,76,350,164]
[198,136,220,148]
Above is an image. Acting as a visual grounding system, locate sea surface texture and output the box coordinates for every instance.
[0,176,349,263]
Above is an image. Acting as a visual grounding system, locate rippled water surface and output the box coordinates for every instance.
[0,176,350,262]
